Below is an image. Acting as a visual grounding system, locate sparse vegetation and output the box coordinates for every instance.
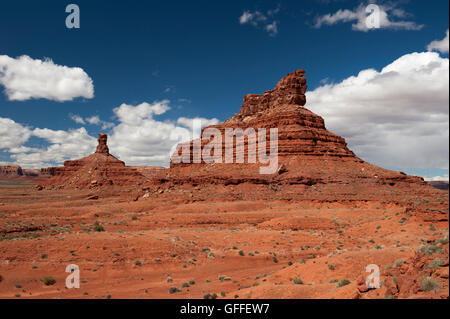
[418,244,444,256]
[93,221,105,232]
[395,259,405,267]
[329,279,338,283]
[43,276,56,286]
[169,286,181,294]
[293,277,304,285]
[337,279,351,288]
[421,277,440,292]
[427,258,445,269]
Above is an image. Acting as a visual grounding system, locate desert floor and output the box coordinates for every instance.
[0,179,448,299]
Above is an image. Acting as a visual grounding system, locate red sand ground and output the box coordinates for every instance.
[0,178,448,299]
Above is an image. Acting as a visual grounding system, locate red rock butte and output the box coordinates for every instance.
[146,68,443,220]
[41,133,147,189]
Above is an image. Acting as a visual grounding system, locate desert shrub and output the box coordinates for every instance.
[169,286,181,294]
[329,279,338,283]
[421,277,440,292]
[426,258,445,269]
[395,259,405,267]
[435,235,449,245]
[418,244,444,256]
[293,277,304,285]
[43,276,56,286]
[93,221,104,232]
[238,250,245,256]
[203,293,217,299]
[181,282,190,288]
[337,279,351,288]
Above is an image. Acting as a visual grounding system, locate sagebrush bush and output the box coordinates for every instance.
[43,276,56,286]
[421,277,440,292]
[337,279,351,288]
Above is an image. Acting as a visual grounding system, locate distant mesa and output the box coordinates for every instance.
[0,164,23,178]
[0,164,41,179]
[429,181,449,191]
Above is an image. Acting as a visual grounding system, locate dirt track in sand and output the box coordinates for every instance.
[0,179,448,299]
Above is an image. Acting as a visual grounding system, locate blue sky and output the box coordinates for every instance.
[0,0,449,180]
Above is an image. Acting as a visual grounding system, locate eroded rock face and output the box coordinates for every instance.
[41,133,147,189]
[240,69,307,117]
[0,165,23,178]
[170,69,354,166]
[41,167,56,176]
[95,133,110,154]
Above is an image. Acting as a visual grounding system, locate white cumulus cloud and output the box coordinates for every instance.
[425,174,449,182]
[10,127,97,168]
[0,55,94,102]
[427,29,449,54]
[239,8,280,36]
[307,51,449,171]
[69,114,86,125]
[109,101,219,166]
[0,117,32,150]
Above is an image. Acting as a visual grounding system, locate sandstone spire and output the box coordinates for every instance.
[40,132,148,189]
[95,133,110,155]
